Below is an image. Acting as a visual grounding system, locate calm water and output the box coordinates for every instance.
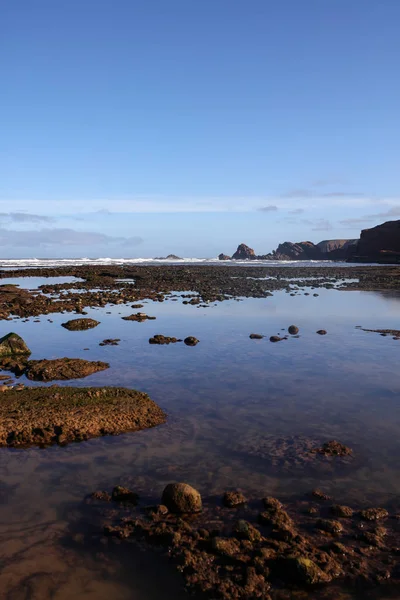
[1,282,400,599]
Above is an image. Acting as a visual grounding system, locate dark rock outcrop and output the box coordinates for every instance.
[317,239,358,260]
[232,243,256,260]
[353,220,400,263]
[224,238,358,262]
[273,241,322,261]
[218,253,231,260]
[0,333,31,357]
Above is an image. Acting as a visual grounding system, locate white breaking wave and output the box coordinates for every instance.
[0,257,360,269]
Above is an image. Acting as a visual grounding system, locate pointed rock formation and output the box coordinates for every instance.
[232,244,256,260]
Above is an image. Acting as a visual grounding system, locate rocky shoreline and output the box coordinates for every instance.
[0,386,166,447]
[84,481,400,600]
[1,264,400,321]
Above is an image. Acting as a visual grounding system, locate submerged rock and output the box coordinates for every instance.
[288,325,299,335]
[149,335,182,344]
[312,440,352,456]
[331,504,354,518]
[232,519,262,542]
[24,358,109,381]
[276,556,331,585]
[122,313,156,322]
[316,329,327,335]
[99,338,120,346]
[112,486,139,505]
[61,318,100,331]
[0,333,31,357]
[223,491,247,508]
[161,483,202,514]
[249,333,264,339]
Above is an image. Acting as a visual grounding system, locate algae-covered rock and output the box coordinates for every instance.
[232,520,262,542]
[161,483,202,514]
[277,556,331,585]
[0,333,31,357]
[0,386,166,448]
[24,358,109,381]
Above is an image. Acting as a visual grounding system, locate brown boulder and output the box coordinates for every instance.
[161,483,202,513]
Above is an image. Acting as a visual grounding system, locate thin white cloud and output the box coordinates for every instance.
[257,205,278,212]
[0,212,54,223]
[288,208,305,215]
[0,193,386,215]
[0,228,143,247]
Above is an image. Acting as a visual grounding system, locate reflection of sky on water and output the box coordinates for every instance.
[0,276,84,289]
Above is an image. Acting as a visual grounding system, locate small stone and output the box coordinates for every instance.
[111,486,139,505]
[211,536,241,558]
[232,520,261,542]
[262,497,283,510]
[316,518,343,534]
[249,333,264,339]
[359,508,388,521]
[184,337,199,346]
[270,336,283,343]
[288,325,299,335]
[145,504,169,516]
[331,504,353,518]
[316,329,327,335]
[161,483,202,513]
[149,335,181,345]
[223,491,246,508]
[311,489,331,501]
[277,556,331,585]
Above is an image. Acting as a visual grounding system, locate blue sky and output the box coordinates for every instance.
[1,0,399,257]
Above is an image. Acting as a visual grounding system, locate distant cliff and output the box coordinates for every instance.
[352,220,400,263]
[220,239,358,262]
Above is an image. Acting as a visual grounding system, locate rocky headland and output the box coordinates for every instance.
[219,219,400,263]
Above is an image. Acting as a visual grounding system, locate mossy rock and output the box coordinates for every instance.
[0,333,31,357]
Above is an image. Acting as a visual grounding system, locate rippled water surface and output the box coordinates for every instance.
[1,283,400,599]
